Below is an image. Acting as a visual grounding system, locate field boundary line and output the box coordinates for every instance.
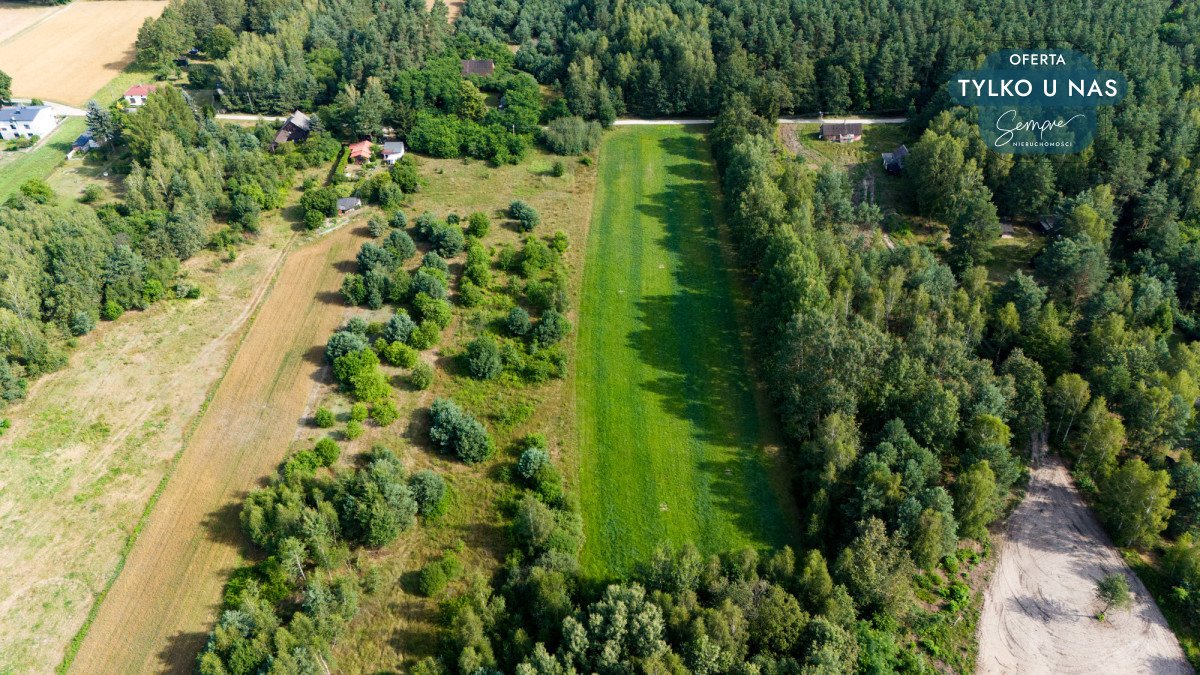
[56,234,296,673]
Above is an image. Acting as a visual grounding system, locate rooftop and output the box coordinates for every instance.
[0,105,52,122]
[382,141,406,154]
[460,59,495,76]
[124,84,158,97]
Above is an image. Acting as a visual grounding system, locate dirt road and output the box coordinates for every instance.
[70,222,366,673]
[978,434,1191,674]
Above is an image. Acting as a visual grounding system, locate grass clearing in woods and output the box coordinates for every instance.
[576,125,797,578]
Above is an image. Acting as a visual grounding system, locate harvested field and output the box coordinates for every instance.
[978,435,1191,674]
[0,1,62,44]
[70,221,368,673]
[0,0,166,105]
[0,241,284,673]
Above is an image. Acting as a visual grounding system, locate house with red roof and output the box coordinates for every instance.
[348,140,372,163]
[123,84,158,108]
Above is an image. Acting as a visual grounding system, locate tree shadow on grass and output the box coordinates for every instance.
[158,628,210,674]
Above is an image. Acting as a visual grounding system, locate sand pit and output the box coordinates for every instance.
[978,434,1192,674]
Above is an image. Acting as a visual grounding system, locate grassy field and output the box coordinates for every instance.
[576,125,796,578]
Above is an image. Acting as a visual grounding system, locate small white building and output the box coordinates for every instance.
[0,105,56,140]
[381,141,406,164]
[123,84,158,107]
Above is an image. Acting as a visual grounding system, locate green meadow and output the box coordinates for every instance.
[576,125,795,577]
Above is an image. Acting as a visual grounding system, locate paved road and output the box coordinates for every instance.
[10,98,85,117]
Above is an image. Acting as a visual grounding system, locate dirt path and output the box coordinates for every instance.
[70,223,367,673]
[978,434,1192,674]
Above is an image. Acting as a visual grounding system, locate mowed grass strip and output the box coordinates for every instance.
[577,126,794,578]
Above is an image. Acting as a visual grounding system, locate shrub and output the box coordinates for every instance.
[414,293,452,328]
[314,437,341,465]
[410,361,435,389]
[459,280,485,307]
[550,230,569,253]
[517,446,550,480]
[464,242,491,287]
[411,269,448,300]
[429,398,494,464]
[422,251,449,274]
[368,215,386,238]
[69,311,96,336]
[384,311,417,344]
[381,341,418,368]
[409,321,441,350]
[340,273,366,305]
[431,223,466,257]
[465,336,503,380]
[314,407,336,428]
[541,115,602,154]
[303,209,325,230]
[533,309,571,345]
[409,469,448,516]
[371,399,400,426]
[414,211,440,239]
[506,307,532,336]
[0,419,10,436]
[101,299,123,321]
[417,552,462,596]
[390,210,409,229]
[327,330,369,362]
[350,402,369,422]
[550,160,566,177]
[466,212,490,238]
[509,200,540,231]
[80,184,103,204]
[345,419,364,440]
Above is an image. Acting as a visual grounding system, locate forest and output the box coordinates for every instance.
[19,0,1200,670]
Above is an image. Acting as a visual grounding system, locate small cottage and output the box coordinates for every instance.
[338,197,362,213]
[460,59,495,77]
[271,110,312,150]
[381,141,406,164]
[348,140,372,163]
[881,144,909,173]
[820,122,862,143]
[123,84,158,107]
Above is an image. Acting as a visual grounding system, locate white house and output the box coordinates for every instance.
[0,105,56,140]
[381,141,406,164]
[123,84,158,107]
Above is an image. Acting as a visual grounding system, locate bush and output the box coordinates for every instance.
[341,274,366,305]
[466,212,490,238]
[70,311,96,336]
[314,407,336,428]
[345,419,364,440]
[429,398,494,464]
[410,361,435,389]
[506,307,532,336]
[381,341,418,368]
[414,293,452,328]
[411,269,448,300]
[509,200,540,232]
[409,321,441,350]
[550,160,566,177]
[464,336,503,380]
[80,184,103,204]
[327,330,369,362]
[391,210,409,229]
[371,399,400,426]
[533,309,571,345]
[314,437,341,465]
[459,280,485,307]
[517,446,550,480]
[541,116,602,154]
[384,311,417,345]
[0,418,10,436]
[431,223,466,257]
[422,251,449,274]
[350,402,369,422]
[409,469,448,517]
[417,552,462,596]
[102,299,123,321]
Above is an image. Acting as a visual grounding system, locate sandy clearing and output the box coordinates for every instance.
[71,222,367,673]
[0,243,283,673]
[0,0,166,105]
[977,434,1192,674]
[426,0,462,22]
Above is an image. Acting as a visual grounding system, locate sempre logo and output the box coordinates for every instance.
[949,49,1127,154]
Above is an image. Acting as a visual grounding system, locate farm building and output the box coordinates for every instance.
[337,197,362,213]
[123,84,158,107]
[0,105,55,140]
[348,140,372,163]
[882,144,909,173]
[461,59,495,77]
[271,110,311,150]
[820,122,862,143]
[381,141,406,164]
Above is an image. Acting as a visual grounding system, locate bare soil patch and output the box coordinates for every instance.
[0,0,166,105]
[0,243,283,673]
[978,436,1192,674]
[71,222,368,673]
